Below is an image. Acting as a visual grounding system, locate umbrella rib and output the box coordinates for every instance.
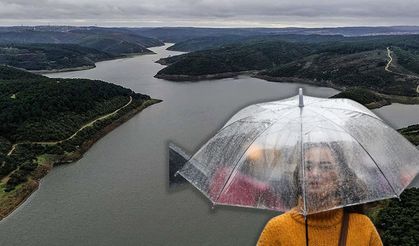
[303,98,332,106]
[214,110,298,204]
[309,108,400,199]
[258,98,330,108]
[181,114,285,178]
[219,105,296,132]
[317,106,383,123]
[179,117,264,177]
[300,107,308,216]
[252,104,296,116]
[219,97,330,133]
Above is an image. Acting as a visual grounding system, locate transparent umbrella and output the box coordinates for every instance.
[176,89,419,216]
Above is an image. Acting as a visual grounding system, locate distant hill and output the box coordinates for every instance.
[130,27,262,43]
[77,37,152,56]
[156,35,419,97]
[2,26,419,45]
[157,40,312,76]
[166,34,349,52]
[0,27,164,58]
[129,26,419,43]
[260,36,419,96]
[167,35,252,52]
[72,28,163,55]
[167,33,419,52]
[0,43,113,71]
[260,49,417,96]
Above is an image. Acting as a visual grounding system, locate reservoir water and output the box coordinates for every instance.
[0,44,418,245]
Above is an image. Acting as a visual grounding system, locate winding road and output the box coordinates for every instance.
[385,47,393,72]
[385,47,419,93]
[5,96,133,157]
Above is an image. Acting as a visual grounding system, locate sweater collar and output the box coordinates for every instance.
[289,208,344,228]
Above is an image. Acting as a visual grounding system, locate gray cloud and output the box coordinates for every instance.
[0,0,418,27]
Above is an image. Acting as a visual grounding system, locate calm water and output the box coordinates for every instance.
[0,44,418,246]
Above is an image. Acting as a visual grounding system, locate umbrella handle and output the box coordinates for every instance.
[305,215,309,246]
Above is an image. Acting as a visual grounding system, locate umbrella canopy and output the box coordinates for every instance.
[177,89,419,215]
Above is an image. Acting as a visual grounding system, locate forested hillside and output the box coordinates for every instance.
[0,27,164,71]
[0,43,112,71]
[157,35,419,97]
[369,188,419,246]
[399,124,419,145]
[0,65,156,195]
[128,26,419,43]
[157,40,312,76]
[0,27,164,55]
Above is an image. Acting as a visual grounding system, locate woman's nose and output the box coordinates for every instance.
[308,167,319,176]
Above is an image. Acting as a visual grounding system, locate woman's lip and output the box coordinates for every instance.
[307,181,331,189]
[308,184,321,190]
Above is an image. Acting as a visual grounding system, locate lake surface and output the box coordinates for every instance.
[0,44,418,246]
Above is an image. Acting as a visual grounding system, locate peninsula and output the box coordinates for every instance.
[0,27,164,72]
[156,34,419,108]
[0,65,161,220]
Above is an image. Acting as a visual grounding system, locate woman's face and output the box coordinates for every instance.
[304,146,340,203]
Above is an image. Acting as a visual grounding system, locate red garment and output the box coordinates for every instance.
[209,167,282,209]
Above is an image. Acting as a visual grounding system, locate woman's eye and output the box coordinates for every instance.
[305,161,313,171]
[322,165,333,170]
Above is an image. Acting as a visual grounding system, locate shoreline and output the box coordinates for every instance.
[0,98,162,220]
[256,74,419,107]
[29,50,158,74]
[154,70,258,81]
[31,65,96,74]
[155,72,419,108]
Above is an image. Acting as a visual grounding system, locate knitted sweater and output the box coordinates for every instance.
[257,208,383,246]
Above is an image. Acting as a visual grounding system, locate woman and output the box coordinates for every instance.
[257,142,383,246]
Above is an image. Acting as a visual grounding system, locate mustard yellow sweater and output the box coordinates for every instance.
[257,208,383,246]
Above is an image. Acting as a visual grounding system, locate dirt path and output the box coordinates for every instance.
[5,96,132,157]
[385,47,419,93]
[385,47,394,72]
[6,145,16,156]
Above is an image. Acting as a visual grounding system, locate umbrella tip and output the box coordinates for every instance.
[299,88,304,107]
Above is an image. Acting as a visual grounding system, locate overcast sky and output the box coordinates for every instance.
[1,0,419,27]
